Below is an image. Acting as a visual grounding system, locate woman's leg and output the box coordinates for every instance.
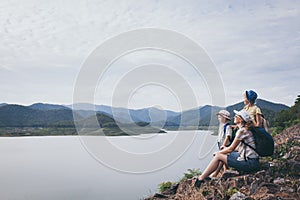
[210,162,223,177]
[198,152,228,180]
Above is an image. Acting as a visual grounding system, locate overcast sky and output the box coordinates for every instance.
[0,0,299,111]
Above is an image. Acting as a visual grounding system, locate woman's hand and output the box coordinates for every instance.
[219,147,230,155]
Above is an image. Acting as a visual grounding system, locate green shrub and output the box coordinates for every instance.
[179,168,202,182]
[158,181,173,193]
[273,95,300,133]
[202,189,210,196]
[158,169,202,193]
[226,187,239,197]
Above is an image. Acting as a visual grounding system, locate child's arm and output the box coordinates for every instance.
[221,125,233,149]
[221,136,230,149]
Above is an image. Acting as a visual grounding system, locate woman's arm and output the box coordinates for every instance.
[219,137,241,154]
[255,114,262,127]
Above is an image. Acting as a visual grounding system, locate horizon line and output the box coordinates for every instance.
[0,98,290,112]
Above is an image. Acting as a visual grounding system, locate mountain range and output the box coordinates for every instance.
[0,99,289,130]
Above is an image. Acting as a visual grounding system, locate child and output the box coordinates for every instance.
[217,110,232,150]
[243,90,263,127]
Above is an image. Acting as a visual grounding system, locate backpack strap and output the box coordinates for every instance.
[223,123,230,135]
[241,140,257,160]
[241,140,256,151]
[224,123,236,144]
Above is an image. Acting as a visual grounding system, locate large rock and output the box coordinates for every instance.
[145,124,300,200]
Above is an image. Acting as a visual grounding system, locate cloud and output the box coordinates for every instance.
[0,0,299,108]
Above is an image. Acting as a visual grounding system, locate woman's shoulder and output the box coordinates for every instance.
[235,127,249,139]
[238,127,247,132]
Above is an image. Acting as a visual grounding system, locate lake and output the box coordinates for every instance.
[0,130,218,200]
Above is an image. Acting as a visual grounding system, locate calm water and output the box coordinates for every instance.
[0,130,217,200]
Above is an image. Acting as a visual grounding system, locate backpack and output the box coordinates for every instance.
[243,127,274,157]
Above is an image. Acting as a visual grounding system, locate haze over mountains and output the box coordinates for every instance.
[0,99,289,129]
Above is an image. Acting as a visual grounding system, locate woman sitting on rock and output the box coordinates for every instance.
[195,110,260,188]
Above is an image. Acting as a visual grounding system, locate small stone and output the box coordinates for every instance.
[244,175,256,185]
[229,192,247,200]
[273,177,285,185]
[291,146,300,151]
[259,183,280,194]
[287,188,294,193]
[221,170,240,180]
[287,160,300,175]
[283,152,291,159]
[293,154,300,162]
[153,193,168,198]
[227,176,247,188]
[250,179,261,195]
[254,170,266,179]
[209,177,219,186]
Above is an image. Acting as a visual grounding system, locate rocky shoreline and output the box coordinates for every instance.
[145,124,300,200]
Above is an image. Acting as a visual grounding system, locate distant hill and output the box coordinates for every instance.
[76,113,165,136]
[70,103,179,123]
[0,103,7,107]
[0,104,166,136]
[166,105,222,127]
[129,107,179,123]
[165,99,290,128]
[256,99,289,112]
[29,103,69,111]
[0,105,76,127]
[0,99,290,130]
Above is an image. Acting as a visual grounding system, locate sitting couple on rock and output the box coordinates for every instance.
[195,90,262,188]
